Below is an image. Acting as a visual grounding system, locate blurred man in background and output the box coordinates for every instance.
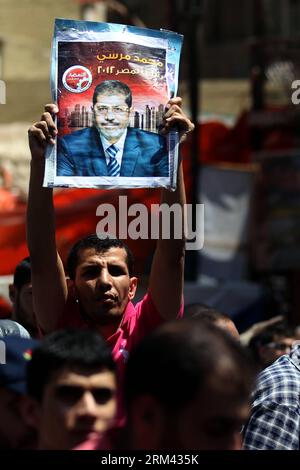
[9,257,39,338]
[184,303,240,340]
[248,322,295,369]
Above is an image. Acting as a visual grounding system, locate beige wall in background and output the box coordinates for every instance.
[0,0,79,80]
[0,0,80,122]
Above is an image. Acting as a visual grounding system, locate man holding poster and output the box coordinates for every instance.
[57,80,168,178]
[27,20,193,430]
[42,18,183,189]
[27,96,194,391]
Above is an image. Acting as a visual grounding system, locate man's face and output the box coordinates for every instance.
[260,335,295,367]
[93,92,131,143]
[36,367,117,450]
[73,247,137,325]
[159,369,250,450]
[0,387,36,449]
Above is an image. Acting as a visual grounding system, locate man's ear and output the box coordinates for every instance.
[9,284,16,303]
[128,277,138,301]
[19,395,41,430]
[66,278,76,297]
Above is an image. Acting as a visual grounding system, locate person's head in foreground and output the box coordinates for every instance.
[25,328,117,449]
[0,336,38,449]
[124,320,256,450]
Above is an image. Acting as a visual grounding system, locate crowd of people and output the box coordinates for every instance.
[1,93,300,451]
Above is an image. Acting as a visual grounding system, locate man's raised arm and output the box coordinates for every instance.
[149,97,194,320]
[27,105,68,333]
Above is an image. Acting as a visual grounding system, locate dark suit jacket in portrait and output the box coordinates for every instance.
[56,126,169,177]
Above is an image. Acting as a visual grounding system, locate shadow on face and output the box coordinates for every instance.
[29,367,117,450]
[128,363,250,450]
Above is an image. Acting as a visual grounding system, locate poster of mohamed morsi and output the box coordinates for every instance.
[43,18,183,190]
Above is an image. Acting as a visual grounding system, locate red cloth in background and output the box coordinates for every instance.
[0,296,12,318]
[0,119,246,276]
[0,188,160,276]
[1,110,292,276]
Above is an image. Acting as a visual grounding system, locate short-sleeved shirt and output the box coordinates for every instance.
[243,345,300,450]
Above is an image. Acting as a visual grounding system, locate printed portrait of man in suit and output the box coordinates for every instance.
[57,80,169,178]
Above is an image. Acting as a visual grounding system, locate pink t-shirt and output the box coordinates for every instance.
[59,292,183,377]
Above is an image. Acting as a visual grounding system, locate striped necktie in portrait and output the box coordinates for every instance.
[106,144,120,176]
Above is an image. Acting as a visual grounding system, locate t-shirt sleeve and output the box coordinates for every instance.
[127,292,184,349]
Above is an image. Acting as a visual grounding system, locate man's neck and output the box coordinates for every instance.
[77,301,125,340]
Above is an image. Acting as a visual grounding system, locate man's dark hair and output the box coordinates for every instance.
[125,320,256,413]
[27,329,116,402]
[66,234,134,280]
[184,303,232,323]
[93,80,132,108]
[13,257,31,290]
[248,322,295,362]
